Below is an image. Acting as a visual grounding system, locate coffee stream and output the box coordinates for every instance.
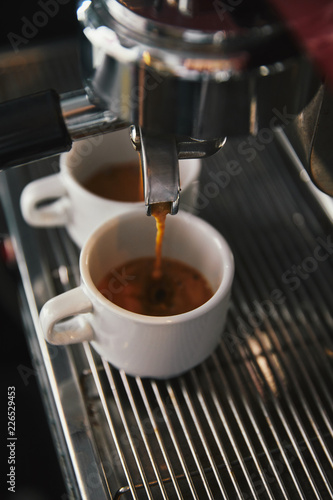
[150,201,171,279]
[97,163,213,315]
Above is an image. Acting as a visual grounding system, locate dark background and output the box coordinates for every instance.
[0,0,78,50]
[1,1,78,498]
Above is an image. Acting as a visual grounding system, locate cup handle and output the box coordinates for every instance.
[40,287,94,345]
[20,173,70,226]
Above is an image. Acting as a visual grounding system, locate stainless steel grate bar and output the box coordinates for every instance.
[242,168,333,420]
[232,338,308,499]
[192,364,245,499]
[120,372,170,499]
[103,361,154,500]
[209,350,291,499]
[268,315,333,463]
[251,151,333,333]
[219,336,301,500]
[217,146,333,421]
[220,215,332,497]
[136,378,185,499]
[83,344,139,499]
[250,323,328,500]
[197,359,275,500]
[186,371,234,499]
[193,358,261,498]
[235,161,333,442]
[168,378,225,499]
[229,252,333,497]
[207,143,333,498]
[151,381,202,499]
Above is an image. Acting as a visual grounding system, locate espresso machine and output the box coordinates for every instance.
[1,1,333,499]
[1,0,332,213]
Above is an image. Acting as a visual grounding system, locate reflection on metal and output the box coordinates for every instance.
[286,84,333,196]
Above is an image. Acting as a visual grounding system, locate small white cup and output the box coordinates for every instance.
[20,128,201,247]
[39,210,234,379]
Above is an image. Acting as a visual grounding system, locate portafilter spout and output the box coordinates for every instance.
[130,125,226,215]
[131,127,180,215]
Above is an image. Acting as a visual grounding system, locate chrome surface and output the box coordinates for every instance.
[131,124,226,213]
[285,84,333,197]
[137,127,180,214]
[60,88,128,141]
[131,123,225,213]
[78,0,320,140]
[77,0,322,209]
[1,42,333,499]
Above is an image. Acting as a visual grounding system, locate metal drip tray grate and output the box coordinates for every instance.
[1,42,333,499]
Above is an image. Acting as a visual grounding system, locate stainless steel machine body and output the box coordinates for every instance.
[74,0,320,212]
[0,1,324,213]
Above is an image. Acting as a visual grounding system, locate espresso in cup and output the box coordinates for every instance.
[83,160,144,202]
[98,256,213,316]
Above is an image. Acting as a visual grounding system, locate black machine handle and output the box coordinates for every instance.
[0,89,72,170]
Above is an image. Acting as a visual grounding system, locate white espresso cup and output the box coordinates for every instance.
[39,210,234,379]
[20,128,201,247]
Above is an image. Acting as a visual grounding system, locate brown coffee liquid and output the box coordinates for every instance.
[83,161,144,202]
[96,179,212,316]
[150,202,171,279]
[97,256,213,316]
